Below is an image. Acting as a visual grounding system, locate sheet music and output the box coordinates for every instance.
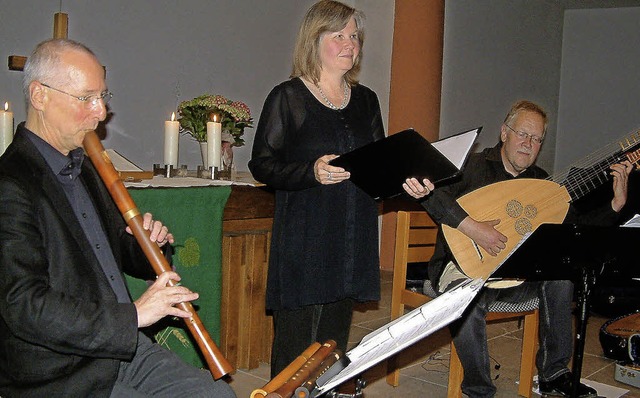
[315,278,484,394]
[432,128,479,169]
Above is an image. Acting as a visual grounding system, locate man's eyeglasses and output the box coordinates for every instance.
[505,124,544,145]
[40,82,112,109]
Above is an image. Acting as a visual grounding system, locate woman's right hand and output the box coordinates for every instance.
[314,154,350,184]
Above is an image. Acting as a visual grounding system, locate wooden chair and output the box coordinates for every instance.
[385,210,539,398]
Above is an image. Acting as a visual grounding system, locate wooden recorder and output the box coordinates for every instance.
[251,340,351,398]
[83,131,234,379]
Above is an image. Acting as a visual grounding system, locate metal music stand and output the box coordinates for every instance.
[492,223,640,398]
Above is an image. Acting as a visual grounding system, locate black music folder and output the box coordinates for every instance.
[330,127,480,200]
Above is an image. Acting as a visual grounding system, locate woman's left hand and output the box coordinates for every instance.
[314,154,350,184]
[403,178,435,199]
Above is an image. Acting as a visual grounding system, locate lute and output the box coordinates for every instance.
[599,312,640,362]
[443,129,640,282]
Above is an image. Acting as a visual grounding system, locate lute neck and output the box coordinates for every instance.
[548,130,640,203]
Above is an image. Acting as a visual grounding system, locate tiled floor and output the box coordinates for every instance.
[227,270,640,397]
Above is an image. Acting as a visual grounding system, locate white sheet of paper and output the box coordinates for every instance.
[622,214,640,228]
[316,278,484,393]
[105,149,143,172]
[432,128,479,170]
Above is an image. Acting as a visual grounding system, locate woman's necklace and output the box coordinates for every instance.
[315,80,349,110]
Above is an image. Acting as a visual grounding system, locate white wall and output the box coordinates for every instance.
[440,1,565,172]
[2,1,637,175]
[0,0,394,171]
[556,6,640,171]
[354,0,395,134]
[440,1,640,174]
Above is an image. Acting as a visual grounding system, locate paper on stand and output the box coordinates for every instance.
[315,278,484,394]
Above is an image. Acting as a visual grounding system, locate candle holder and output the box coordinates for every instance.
[164,164,174,178]
[153,164,188,178]
[197,165,219,179]
[176,164,189,177]
[153,163,165,176]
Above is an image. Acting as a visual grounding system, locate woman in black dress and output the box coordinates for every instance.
[249,0,433,377]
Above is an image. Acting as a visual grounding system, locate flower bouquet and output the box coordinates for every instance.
[177,94,253,147]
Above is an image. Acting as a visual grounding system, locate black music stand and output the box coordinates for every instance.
[492,223,640,398]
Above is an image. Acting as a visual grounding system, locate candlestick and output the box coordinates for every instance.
[0,102,14,157]
[164,112,179,167]
[207,114,222,170]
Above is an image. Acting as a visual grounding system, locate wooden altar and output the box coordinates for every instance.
[125,176,405,371]
[126,183,231,370]
[220,185,275,370]
[124,175,274,371]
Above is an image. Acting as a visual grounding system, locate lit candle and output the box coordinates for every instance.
[0,102,14,157]
[164,112,179,166]
[207,114,222,169]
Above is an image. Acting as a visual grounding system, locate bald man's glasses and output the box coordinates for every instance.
[505,124,544,145]
[41,83,112,109]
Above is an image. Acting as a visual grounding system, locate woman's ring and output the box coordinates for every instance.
[328,172,333,180]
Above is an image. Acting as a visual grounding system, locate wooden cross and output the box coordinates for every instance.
[8,12,68,71]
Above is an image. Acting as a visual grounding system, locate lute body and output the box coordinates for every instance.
[442,129,640,282]
[442,179,570,280]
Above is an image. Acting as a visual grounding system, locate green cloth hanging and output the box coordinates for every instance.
[126,185,231,369]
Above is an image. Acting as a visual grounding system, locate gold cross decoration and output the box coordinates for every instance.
[8,12,68,71]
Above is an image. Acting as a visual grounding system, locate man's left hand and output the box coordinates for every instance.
[610,160,632,212]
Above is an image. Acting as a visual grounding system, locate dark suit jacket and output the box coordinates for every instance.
[0,125,155,397]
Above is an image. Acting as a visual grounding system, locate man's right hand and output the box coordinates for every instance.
[134,271,199,328]
[457,216,507,256]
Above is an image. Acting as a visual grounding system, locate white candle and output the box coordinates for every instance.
[207,114,222,169]
[0,102,14,157]
[164,112,179,166]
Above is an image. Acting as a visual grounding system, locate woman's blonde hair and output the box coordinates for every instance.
[290,0,364,86]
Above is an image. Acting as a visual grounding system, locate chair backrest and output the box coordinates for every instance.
[390,210,439,316]
[394,210,438,266]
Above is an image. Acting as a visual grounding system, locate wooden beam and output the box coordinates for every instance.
[381,0,444,270]
[388,0,444,140]
[7,12,68,72]
[8,56,26,71]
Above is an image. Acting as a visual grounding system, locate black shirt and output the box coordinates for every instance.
[26,128,131,303]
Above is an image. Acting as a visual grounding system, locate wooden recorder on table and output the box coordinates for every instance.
[250,340,353,398]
